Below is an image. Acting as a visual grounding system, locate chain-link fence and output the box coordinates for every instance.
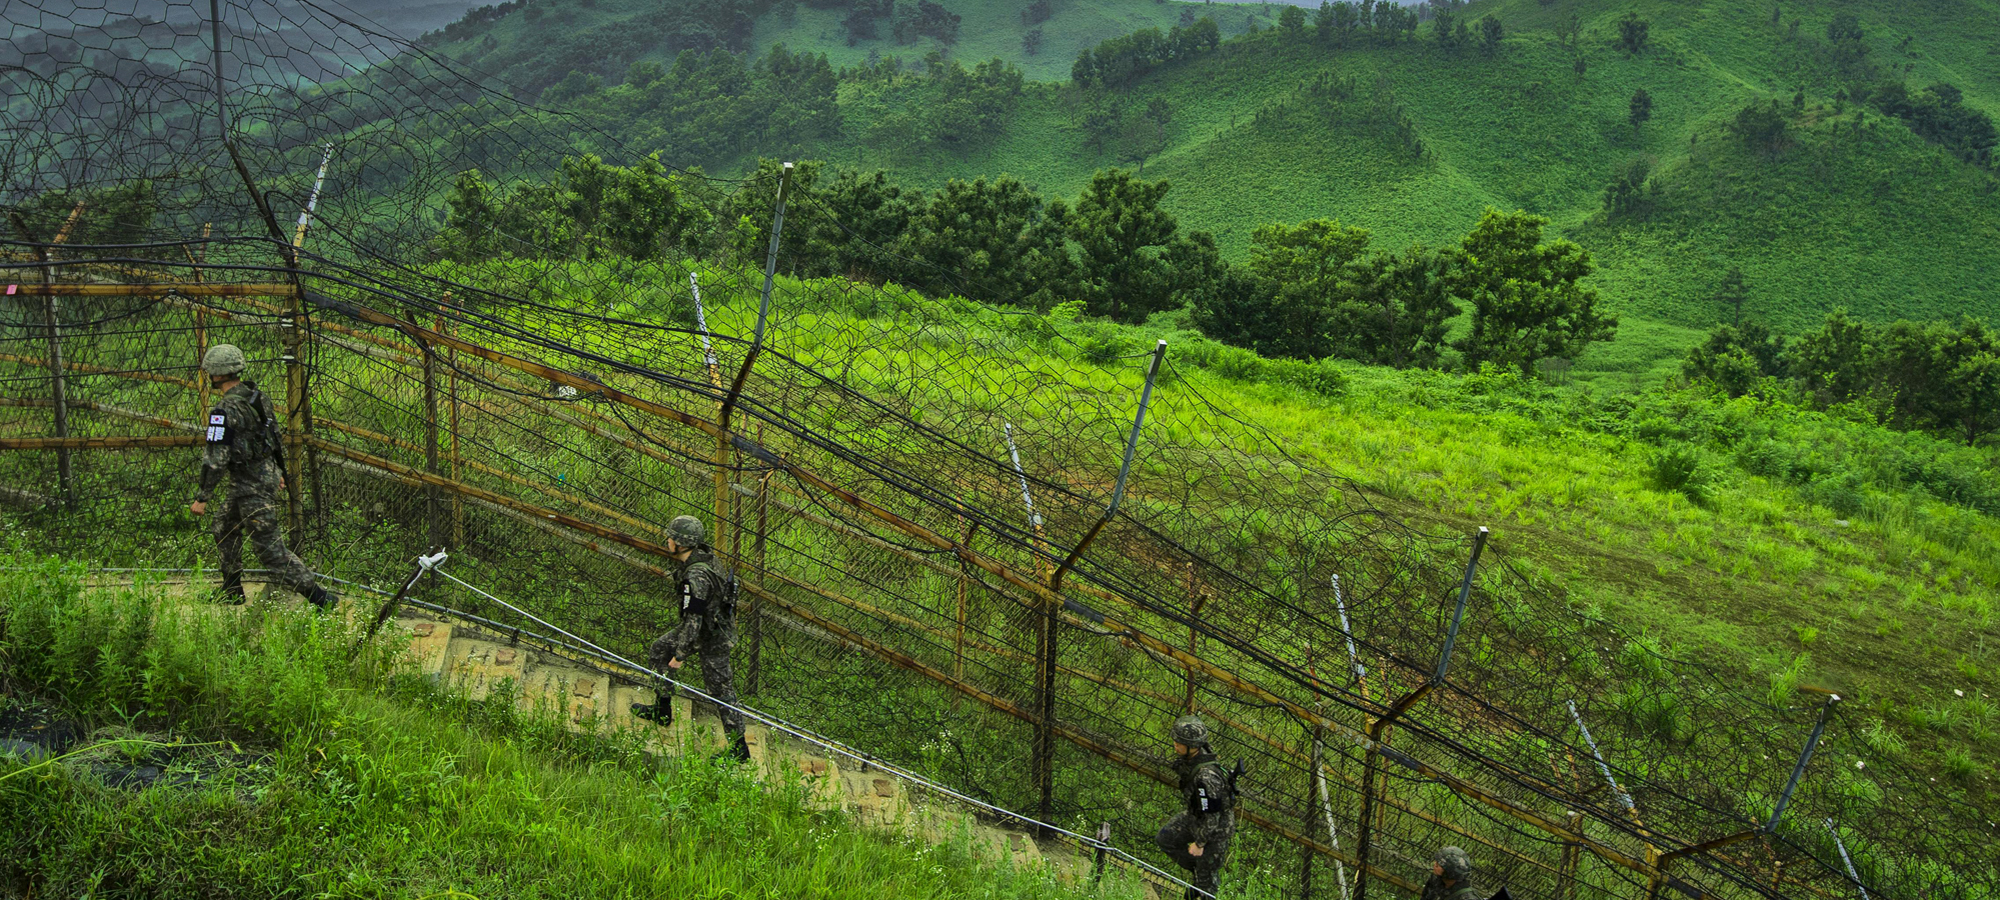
[4,2,1995,898]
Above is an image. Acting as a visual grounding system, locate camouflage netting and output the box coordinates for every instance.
[4,2,1995,897]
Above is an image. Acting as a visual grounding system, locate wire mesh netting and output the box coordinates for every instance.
[4,2,1997,898]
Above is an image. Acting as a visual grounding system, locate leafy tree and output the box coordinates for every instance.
[1683,323,1785,397]
[1573,55,1587,80]
[1449,209,1616,375]
[542,70,602,104]
[1334,244,1457,368]
[1320,1,1360,45]
[1433,8,1460,52]
[893,0,962,45]
[1869,82,1997,166]
[1730,101,1791,158]
[1713,266,1749,325]
[904,175,1069,304]
[1615,13,1649,56]
[1601,157,1654,219]
[1786,309,1878,408]
[1280,5,1307,37]
[1478,15,1502,56]
[1022,0,1053,27]
[798,167,918,283]
[1235,219,1376,359]
[1023,27,1044,56]
[1067,170,1209,322]
[1629,87,1653,133]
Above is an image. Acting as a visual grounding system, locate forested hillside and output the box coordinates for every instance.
[406,0,2000,383]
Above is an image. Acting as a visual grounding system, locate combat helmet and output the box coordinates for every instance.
[201,344,247,378]
[667,515,706,547]
[1171,714,1210,748]
[1435,846,1474,882]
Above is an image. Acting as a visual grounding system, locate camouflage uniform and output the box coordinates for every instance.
[1156,716,1235,898]
[642,522,745,759]
[196,378,331,608]
[1420,846,1482,900]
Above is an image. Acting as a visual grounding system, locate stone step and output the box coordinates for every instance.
[158,579,1139,894]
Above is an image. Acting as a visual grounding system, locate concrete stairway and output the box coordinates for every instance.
[191,575,1160,897]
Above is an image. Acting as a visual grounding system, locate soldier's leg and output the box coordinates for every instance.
[701,649,748,760]
[1155,814,1199,873]
[633,635,676,725]
[1190,833,1230,897]
[212,495,247,603]
[239,494,333,608]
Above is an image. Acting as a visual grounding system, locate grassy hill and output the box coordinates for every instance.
[0,559,1137,899]
[418,0,2000,384]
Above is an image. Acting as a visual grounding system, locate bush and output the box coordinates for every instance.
[1648,445,1711,504]
[1265,358,1349,398]
[1073,322,1136,364]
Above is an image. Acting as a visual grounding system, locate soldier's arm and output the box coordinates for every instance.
[195,407,232,502]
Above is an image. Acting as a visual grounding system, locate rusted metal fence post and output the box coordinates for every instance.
[187,223,213,419]
[409,311,443,555]
[712,163,791,563]
[10,203,83,506]
[284,143,333,543]
[954,518,978,685]
[1356,528,1487,900]
[440,297,464,550]
[747,460,770,695]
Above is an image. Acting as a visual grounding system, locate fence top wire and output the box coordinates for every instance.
[5,3,1997,898]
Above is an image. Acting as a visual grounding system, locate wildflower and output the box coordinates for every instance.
[1855,760,1865,769]
[1954,689,1965,697]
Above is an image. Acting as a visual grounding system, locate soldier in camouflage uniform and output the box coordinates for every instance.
[634,515,749,762]
[1155,715,1236,899]
[1421,846,1482,900]
[188,344,338,610]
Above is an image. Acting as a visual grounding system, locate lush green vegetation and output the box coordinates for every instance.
[0,555,1146,899]
[408,0,2000,384]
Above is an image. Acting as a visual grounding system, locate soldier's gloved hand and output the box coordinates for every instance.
[1187,842,1203,857]
[190,500,207,516]
[667,656,683,670]
[278,476,287,492]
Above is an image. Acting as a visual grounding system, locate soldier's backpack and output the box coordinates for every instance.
[242,384,284,462]
[683,556,741,634]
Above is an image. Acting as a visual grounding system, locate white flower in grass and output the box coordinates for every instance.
[1954,689,1964,697]
[1855,760,1865,769]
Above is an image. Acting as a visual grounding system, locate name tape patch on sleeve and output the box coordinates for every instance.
[206,413,227,443]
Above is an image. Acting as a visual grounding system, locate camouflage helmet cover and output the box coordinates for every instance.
[667,515,705,546]
[1435,846,1474,881]
[1171,715,1209,747]
[201,343,247,378]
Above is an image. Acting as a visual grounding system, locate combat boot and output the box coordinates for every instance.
[631,701,672,726]
[714,731,750,763]
[217,574,246,606]
[307,585,340,612]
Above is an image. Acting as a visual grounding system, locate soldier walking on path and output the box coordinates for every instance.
[1421,846,1483,900]
[633,515,749,762]
[1155,714,1236,899]
[188,344,338,610]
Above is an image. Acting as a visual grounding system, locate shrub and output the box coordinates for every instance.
[1265,357,1349,398]
[1648,445,1711,503]
[1074,322,1136,364]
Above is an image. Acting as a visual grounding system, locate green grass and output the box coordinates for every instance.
[0,556,1146,899]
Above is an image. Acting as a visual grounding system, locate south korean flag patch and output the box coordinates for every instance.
[205,412,228,444]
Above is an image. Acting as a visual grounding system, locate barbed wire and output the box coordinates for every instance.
[4,3,1996,899]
